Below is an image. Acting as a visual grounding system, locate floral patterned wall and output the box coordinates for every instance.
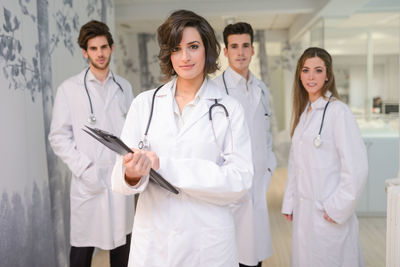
[0,0,114,266]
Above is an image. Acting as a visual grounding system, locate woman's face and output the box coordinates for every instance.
[170,27,205,82]
[300,56,327,102]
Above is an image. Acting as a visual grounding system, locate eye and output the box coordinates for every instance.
[244,43,250,48]
[190,44,199,49]
[231,44,238,49]
[316,69,323,73]
[302,69,308,73]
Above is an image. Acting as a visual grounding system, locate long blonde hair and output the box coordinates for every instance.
[290,47,340,137]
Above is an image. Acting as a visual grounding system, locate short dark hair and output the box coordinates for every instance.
[77,20,114,50]
[157,9,220,81]
[223,22,254,48]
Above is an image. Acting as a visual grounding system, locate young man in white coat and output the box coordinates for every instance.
[49,20,134,267]
[214,22,277,267]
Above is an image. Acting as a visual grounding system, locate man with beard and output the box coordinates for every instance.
[49,20,134,267]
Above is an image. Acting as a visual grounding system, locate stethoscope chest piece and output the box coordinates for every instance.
[313,134,322,148]
[88,114,97,125]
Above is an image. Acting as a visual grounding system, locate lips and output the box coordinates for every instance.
[306,82,318,87]
[180,64,195,69]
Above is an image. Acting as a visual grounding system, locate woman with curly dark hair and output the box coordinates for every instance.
[111,10,253,267]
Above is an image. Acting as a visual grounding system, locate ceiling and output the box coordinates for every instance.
[114,0,400,43]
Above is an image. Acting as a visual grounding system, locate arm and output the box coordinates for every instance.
[281,144,297,217]
[263,88,277,174]
[48,85,92,178]
[111,93,152,195]
[322,106,368,224]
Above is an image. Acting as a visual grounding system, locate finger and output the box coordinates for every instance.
[136,153,148,171]
[131,150,145,166]
[123,153,133,164]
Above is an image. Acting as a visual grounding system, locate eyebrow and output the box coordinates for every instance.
[187,41,200,45]
[302,66,324,69]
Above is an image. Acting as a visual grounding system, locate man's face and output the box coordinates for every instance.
[82,35,113,71]
[224,34,254,76]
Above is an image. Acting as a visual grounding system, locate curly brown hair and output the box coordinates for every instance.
[157,10,220,81]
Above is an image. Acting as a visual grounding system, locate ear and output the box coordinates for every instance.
[110,44,114,54]
[82,49,88,59]
[223,47,228,57]
[251,45,255,56]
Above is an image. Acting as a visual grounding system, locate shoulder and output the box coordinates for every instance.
[56,71,84,95]
[210,76,227,95]
[132,88,155,104]
[329,99,352,116]
[328,99,358,126]
[113,73,132,89]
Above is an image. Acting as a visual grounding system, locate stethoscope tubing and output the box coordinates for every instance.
[84,67,124,116]
[317,95,333,136]
[139,82,232,155]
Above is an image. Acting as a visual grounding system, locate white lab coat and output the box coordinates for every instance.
[111,78,253,267]
[214,67,276,265]
[281,92,368,267]
[49,68,134,249]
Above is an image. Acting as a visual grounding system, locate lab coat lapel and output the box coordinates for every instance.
[104,81,120,111]
[178,79,222,138]
[248,79,262,119]
[155,80,179,137]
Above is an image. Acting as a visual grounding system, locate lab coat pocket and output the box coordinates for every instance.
[78,164,107,196]
[314,209,349,248]
[263,114,271,131]
[200,226,236,266]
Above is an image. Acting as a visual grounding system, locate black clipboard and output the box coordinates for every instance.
[83,125,179,194]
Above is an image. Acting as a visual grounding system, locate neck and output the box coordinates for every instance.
[175,75,204,99]
[230,66,249,80]
[308,92,322,103]
[90,66,109,83]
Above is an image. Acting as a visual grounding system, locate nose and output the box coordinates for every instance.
[238,46,244,56]
[182,47,190,61]
[98,48,104,57]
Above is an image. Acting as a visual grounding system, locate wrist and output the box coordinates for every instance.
[125,173,141,186]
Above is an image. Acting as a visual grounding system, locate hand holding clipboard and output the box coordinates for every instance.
[83,126,179,194]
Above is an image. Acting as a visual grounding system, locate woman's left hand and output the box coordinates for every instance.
[323,212,337,224]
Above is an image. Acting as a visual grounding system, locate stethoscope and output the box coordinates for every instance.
[138,82,233,158]
[222,71,271,117]
[84,67,124,125]
[313,95,333,148]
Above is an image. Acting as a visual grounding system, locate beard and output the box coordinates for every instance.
[88,54,111,71]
